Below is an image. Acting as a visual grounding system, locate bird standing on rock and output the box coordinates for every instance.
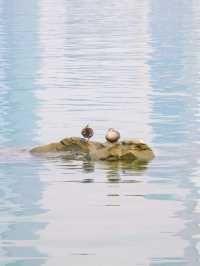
[105,128,120,143]
[81,125,94,141]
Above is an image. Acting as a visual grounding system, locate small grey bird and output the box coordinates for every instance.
[105,128,120,143]
[81,125,94,141]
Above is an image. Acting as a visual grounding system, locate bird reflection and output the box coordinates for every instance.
[103,161,121,182]
[82,161,95,173]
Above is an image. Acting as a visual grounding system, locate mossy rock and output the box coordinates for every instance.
[30,137,155,162]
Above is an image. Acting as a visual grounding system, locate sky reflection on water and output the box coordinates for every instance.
[0,0,200,265]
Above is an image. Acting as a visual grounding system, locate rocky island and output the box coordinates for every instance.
[30,137,155,162]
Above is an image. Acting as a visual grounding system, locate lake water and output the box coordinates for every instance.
[0,0,200,265]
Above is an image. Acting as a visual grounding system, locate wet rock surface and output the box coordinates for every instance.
[30,137,155,162]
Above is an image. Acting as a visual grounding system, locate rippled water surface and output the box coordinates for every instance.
[0,1,200,265]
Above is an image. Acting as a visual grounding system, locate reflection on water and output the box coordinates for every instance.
[34,0,153,144]
[0,0,200,265]
[0,0,39,148]
[0,154,48,265]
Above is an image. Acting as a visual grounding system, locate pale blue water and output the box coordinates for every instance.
[0,1,200,265]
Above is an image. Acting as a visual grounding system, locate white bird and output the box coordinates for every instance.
[105,128,120,143]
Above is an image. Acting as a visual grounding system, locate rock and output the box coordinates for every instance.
[30,137,155,162]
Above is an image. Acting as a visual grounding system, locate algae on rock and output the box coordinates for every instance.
[30,137,155,162]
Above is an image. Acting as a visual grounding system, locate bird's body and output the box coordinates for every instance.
[81,125,94,141]
[105,128,120,143]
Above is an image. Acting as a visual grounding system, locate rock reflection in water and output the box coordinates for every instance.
[77,159,148,183]
[43,154,150,184]
[99,160,149,183]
